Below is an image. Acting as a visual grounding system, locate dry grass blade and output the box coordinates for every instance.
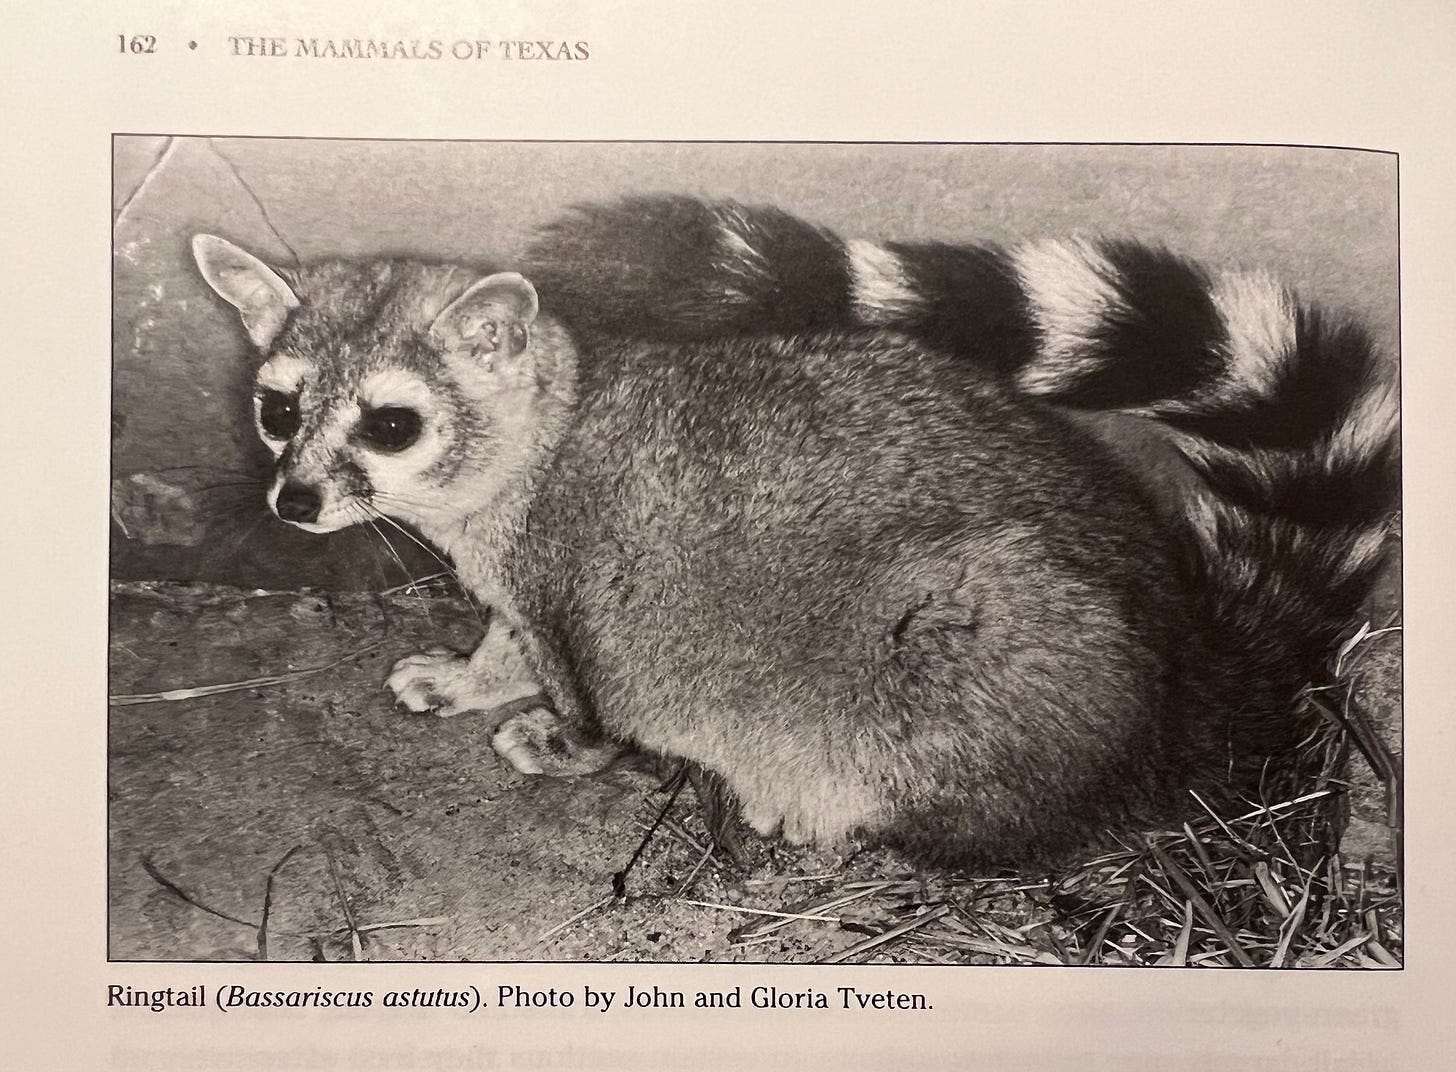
[110,639,384,705]
[1272,877,1314,968]
[1333,619,1400,679]
[324,848,364,962]
[355,916,449,933]
[1332,620,1374,677]
[257,845,303,961]
[379,571,452,596]
[1078,901,1125,966]
[1146,842,1256,967]
[1182,824,1220,887]
[141,854,263,931]
[821,903,952,964]
[1253,861,1291,920]
[840,876,919,890]
[143,845,447,959]
[742,873,843,887]
[613,769,690,898]
[730,882,900,943]
[1306,692,1401,823]
[656,816,709,855]
[917,929,1061,965]
[1365,939,1401,968]
[677,842,718,892]
[536,896,614,945]
[1167,901,1194,966]
[1306,932,1371,967]
[1223,789,1337,825]
[682,899,844,925]
[1187,790,1261,859]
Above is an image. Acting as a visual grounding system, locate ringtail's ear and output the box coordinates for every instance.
[191,235,300,349]
[430,272,540,365]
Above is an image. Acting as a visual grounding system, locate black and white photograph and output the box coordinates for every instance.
[109,138,1401,967]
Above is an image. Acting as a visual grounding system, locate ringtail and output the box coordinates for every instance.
[191,195,1397,866]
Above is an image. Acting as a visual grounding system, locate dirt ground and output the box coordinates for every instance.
[108,571,1401,964]
[107,582,920,963]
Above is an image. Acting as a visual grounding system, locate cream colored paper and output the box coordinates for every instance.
[7,1,1456,1067]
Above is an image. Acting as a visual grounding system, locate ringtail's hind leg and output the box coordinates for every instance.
[491,706,626,777]
[707,543,1179,864]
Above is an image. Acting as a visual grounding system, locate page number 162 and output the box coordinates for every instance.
[119,35,157,53]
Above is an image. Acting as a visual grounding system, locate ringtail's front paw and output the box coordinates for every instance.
[385,648,542,720]
[492,707,624,776]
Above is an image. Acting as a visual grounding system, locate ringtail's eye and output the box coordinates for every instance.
[257,388,301,441]
[358,405,423,452]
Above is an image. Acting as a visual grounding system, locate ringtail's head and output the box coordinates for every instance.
[191,236,575,535]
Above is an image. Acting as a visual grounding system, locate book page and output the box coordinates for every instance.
[6,1,1455,1067]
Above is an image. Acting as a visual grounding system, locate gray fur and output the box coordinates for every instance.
[193,219,1396,868]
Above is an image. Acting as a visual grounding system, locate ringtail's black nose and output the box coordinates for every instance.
[275,481,322,524]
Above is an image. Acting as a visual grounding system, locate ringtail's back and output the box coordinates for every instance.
[192,196,1396,866]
